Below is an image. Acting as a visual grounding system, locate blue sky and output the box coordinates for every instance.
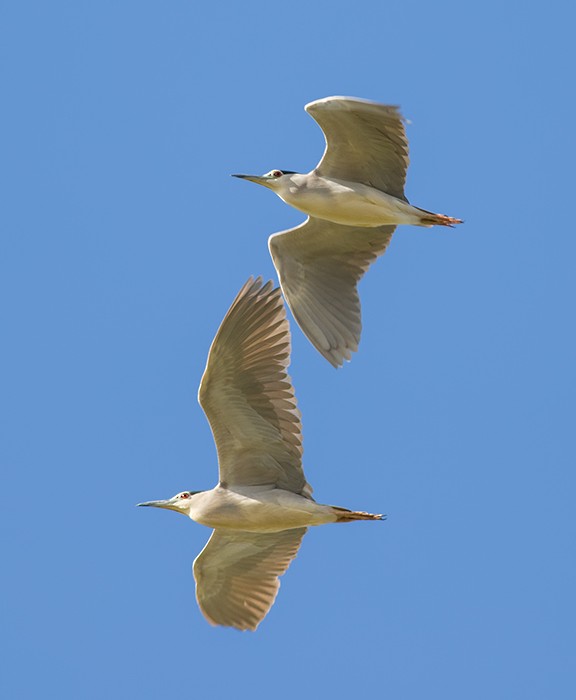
[2,1,575,698]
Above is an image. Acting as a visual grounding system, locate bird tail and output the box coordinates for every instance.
[416,207,463,227]
[331,506,385,522]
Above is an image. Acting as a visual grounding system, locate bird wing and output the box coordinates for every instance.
[269,219,396,367]
[306,96,409,201]
[193,527,307,631]
[198,277,311,497]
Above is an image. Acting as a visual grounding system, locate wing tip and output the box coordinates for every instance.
[320,342,357,369]
[237,275,273,299]
[231,276,285,323]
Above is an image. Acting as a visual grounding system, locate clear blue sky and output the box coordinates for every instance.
[2,1,575,698]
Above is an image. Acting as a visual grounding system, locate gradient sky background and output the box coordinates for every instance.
[2,1,575,698]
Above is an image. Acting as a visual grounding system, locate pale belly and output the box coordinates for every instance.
[280,176,422,227]
[189,486,336,532]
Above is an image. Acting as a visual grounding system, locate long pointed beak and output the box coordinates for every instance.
[137,499,176,510]
[231,174,268,185]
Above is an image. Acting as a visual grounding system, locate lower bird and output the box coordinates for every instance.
[234,95,463,367]
[138,277,383,631]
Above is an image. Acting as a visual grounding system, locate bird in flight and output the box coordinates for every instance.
[234,96,463,367]
[138,277,383,631]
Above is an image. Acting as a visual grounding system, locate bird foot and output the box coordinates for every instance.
[425,213,464,227]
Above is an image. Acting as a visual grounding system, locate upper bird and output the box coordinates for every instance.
[138,277,383,632]
[233,95,463,367]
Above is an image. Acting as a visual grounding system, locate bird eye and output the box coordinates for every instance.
[180,493,190,499]
[272,170,283,177]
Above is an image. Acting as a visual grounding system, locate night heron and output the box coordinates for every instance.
[138,277,383,631]
[233,95,463,367]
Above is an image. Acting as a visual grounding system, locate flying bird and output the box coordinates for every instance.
[138,277,383,631]
[233,96,463,367]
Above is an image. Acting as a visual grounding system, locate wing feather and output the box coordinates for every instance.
[306,96,409,201]
[269,220,395,367]
[198,278,311,496]
[193,528,307,631]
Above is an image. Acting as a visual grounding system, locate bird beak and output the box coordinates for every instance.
[137,498,180,512]
[231,174,270,186]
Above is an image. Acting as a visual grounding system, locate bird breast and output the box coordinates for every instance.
[187,485,337,532]
[278,173,421,227]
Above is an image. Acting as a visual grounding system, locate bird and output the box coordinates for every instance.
[233,95,463,367]
[138,277,383,631]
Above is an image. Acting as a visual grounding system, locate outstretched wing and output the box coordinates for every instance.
[269,219,396,367]
[306,96,409,201]
[193,528,307,631]
[198,277,312,497]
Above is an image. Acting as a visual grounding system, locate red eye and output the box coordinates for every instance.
[272,170,282,177]
[180,493,190,499]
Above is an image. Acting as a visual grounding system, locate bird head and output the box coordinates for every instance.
[137,491,200,515]
[232,169,297,190]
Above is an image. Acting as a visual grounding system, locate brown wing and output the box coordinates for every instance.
[193,527,307,631]
[306,96,409,201]
[269,219,396,367]
[198,277,312,497]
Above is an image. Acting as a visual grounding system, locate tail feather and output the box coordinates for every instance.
[332,506,385,522]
